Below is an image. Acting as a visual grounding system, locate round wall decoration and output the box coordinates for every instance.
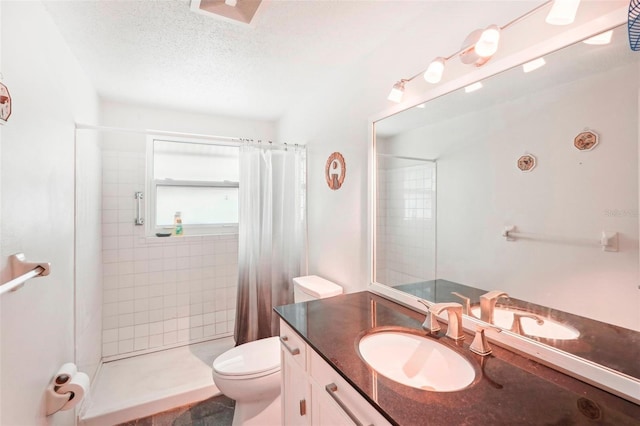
[325,152,346,190]
[574,130,598,151]
[0,79,12,124]
[517,154,536,172]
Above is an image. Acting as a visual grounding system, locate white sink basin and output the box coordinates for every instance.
[470,307,580,340]
[358,331,476,392]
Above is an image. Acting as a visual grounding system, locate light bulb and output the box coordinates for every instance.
[464,82,483,93]
[387,81,405,103]
[423,57,445,84]
[583,30,613,45]
[522,57,546,73]
[546,0,581,26]
[475,25,501,58]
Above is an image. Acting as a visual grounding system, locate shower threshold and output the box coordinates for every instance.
[80,337,235,426]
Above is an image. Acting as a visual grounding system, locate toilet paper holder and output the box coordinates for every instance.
[46,363,90,416]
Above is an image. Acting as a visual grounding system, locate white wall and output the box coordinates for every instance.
[100,99,276,142]
[276,2,541,293]
[1,2,99,425]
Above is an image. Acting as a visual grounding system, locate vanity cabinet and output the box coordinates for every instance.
[279,319,391,426]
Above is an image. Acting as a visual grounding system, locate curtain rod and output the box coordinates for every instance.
[75,123,303,150]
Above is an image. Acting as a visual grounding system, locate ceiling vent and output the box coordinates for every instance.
[190,0,264,25]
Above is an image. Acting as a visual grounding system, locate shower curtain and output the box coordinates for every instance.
[234,144,307,345]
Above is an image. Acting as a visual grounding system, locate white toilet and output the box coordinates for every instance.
[211,275,343,426]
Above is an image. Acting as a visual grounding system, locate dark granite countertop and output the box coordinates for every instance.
[275,291,640,426]
[394,279,640,379]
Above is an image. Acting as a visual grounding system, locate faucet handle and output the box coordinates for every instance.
[469,324,501,356]
[422,311,441,334]
[510,313,544,335]
[417,299,441,334]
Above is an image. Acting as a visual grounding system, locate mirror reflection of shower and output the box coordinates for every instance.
[375,153,436,287]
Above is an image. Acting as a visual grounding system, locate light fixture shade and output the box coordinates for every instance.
[464,82,483,93]
[475,25,501,58]
[225,0,238,6]
[522,57,546,73]
[459,25,500,66]
[424,57,445,84]
[545,0,581,26]
[388,81,405,103]
[583,30,613,45]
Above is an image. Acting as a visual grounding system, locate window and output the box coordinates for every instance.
[147,137,240,236]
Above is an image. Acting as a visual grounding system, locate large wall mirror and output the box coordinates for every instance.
[372,23,640,389]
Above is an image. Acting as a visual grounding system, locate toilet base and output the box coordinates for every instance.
[232,393,281,426]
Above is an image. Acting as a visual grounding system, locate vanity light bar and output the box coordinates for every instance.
[388,0,562,103]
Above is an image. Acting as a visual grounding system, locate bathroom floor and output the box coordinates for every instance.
[116,394,235,426]
[81,337,235,426]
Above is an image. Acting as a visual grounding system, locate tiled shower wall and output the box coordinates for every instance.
[101,150,238,359]
[376,163,436,286]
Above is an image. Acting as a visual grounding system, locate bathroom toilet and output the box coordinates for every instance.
[211,275,343,426]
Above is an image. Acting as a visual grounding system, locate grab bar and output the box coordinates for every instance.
[134,192,144,226]
[502,226,618,252]
[0,253,51,296]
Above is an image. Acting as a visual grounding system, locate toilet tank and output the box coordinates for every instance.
[293,275,343,302]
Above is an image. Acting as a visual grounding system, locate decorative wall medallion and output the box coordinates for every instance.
[517,154,536,172]
[0,80,12,124]
[574,130,598,151]
[325,152,346,190]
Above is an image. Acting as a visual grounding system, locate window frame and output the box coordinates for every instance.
[146,135,240,237]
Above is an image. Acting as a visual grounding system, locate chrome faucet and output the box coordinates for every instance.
[479,290,509,324]
[429,302,465,341]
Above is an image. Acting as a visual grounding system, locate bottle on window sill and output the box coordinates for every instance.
[174,211,183,236]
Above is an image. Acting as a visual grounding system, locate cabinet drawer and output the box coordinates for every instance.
[309,350,391,426]
[280,319,307,371]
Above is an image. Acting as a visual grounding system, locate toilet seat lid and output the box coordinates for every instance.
[213,336,280,377]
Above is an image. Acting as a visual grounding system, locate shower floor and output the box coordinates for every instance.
[80,337,235,426]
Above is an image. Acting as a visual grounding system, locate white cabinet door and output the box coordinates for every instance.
[282,350,311,426]
[281,320,311,426]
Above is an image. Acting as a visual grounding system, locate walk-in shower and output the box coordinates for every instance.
[74,126,243,424]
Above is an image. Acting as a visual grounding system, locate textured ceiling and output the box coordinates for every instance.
[44,0,438,121]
